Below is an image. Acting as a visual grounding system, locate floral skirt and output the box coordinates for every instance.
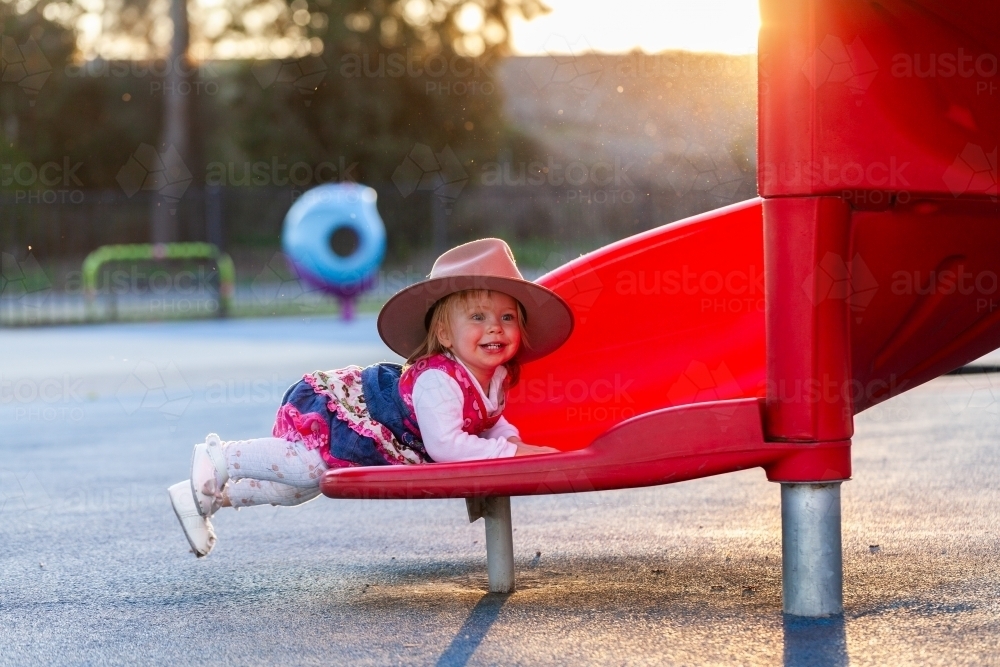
[272,366,426,467]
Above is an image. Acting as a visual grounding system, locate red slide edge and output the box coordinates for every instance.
[320,399,852,499]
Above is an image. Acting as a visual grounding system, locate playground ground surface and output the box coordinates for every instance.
[1,316,998,666]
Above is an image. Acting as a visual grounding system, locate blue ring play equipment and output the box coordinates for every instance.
[282,183,386,317]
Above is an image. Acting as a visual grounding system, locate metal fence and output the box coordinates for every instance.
[0,176,757,326]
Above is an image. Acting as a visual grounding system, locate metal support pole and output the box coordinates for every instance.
[467,496,515,593]
[781,482,843,617]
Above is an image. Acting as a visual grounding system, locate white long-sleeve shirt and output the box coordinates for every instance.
[411,355,519,462]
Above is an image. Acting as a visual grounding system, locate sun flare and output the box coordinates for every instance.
[510,0,761,55]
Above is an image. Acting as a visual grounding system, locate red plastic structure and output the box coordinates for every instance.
[324,1,999,502]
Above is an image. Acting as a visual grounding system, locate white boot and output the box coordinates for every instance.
[190,433,229,518]
[168,480,216,557]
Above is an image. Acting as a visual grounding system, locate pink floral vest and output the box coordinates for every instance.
[398,353,507,440]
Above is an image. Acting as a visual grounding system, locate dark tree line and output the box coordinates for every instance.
[1,0,546,208]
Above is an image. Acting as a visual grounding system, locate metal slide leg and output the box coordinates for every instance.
[781,482,843,617]
[467,496,515,593]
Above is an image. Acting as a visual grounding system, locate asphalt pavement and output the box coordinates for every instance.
[1,316,998,666]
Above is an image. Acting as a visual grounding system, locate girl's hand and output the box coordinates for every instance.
[513,442,560,456]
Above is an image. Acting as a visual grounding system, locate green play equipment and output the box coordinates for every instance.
[82,242,235,320]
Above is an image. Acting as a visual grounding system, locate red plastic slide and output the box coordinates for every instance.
[322,199,848,499]
[323,0,999,501]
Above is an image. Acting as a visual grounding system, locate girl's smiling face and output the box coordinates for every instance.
[436,292,522,387]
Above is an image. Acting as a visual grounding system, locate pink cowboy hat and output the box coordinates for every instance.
[378,238,574,362]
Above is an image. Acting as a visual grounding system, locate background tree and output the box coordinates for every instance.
[3,0,549,259]
[214,0,548,181]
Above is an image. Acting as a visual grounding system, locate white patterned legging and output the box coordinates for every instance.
[221,437,329,508]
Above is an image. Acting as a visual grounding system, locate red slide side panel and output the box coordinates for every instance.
[504,198,767,452]
[848,199,1000,410]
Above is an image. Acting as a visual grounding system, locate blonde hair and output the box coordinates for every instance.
[405,289,530,387]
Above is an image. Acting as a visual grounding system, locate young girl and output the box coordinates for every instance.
[168,238,574,557]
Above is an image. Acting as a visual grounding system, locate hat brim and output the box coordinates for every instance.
[378,275,574,363]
